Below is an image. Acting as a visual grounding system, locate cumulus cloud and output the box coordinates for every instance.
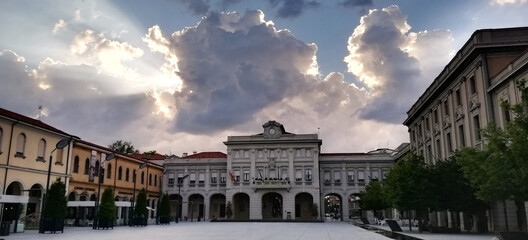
[491,0,527,5]
[70,29,144,81]
[344,5,452,123]
[53,19,67,34]
[268,0,321,18]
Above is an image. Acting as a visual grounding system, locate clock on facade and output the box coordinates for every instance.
[269,128,276,135]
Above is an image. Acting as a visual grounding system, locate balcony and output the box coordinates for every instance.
[252,178,291,192]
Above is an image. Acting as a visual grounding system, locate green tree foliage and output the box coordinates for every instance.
[43,179,67,219]
[311,203,319,218]
[108,140,138,155]
[457,80,528,231]
[98,187,116,220]
[134,188,148,218]
[359,179,390,218]
[226,201,233,219]
[384,153,436,230]
[159,193,171,218]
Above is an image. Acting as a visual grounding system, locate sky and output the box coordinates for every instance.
[1,0,528,156]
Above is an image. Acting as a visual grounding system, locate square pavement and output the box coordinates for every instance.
[3,222,393,240]
[369,224,498,240]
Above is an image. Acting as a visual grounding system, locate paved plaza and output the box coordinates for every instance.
[3,222,392,240]
[1,222,503,240]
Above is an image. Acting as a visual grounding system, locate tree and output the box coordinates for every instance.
[43,178,67,219]
[359,179,390,219]
[384,153,436,231]
[98,187,116,220]
[158,193,171,224]
[457,79,528,231]
[311,203,319,219]
[134,188,148,221]
[108,140,138,155]
[430,156,487,229]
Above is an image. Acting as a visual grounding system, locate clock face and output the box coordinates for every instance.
[269,128,276,135]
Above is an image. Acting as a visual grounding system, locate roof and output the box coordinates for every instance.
[319,153,368,156]
[183,151,227,159]
[0,107,71,136]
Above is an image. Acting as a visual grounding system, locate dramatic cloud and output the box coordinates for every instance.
[268,0,321,18]
[491,0,527,5]
[344,5,452,123]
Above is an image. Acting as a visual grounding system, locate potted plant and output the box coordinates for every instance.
[226,201,233,219]
[42,179,67,233]
[311,203,319,220]
[158,193,171,224]
[97,187,116,229]
[133,188,148,226]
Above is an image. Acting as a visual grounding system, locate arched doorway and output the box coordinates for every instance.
[233,193,250,220]
[324,193,342,221]
[262,192,282,220]
[67,191,77,220]
[169,194,182,221]
[27,184,42,216]
[3,181,24,230]
[188,194,204,221]
[295,192,313,220]
[209,194,226,220]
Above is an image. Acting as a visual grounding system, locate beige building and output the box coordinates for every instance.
[404,27,528,232]
[68,140,164,226]
[163,121,396,222]
[0,107,75,233]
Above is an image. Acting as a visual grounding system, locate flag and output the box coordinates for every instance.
[228,170,238,183]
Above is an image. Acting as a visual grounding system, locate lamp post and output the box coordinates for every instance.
[129,162,147,226]
[175,174,189,223]
[39,138,71,234]
[93,153,116,230]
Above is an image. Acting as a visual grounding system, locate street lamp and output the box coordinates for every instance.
[93,152,116,229]
[129,162,147,226]
[39,138,71,234]
[175,174,189,223]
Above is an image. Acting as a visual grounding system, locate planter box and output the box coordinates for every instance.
[42,219,64,233]
[159,216,170,225]
[97,218,114,229]
[132,217,147,226]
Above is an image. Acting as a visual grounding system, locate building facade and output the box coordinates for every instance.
[163,120,396,222]
[403,27,528,232]
[0,107,75,233]
[68,140,164,226]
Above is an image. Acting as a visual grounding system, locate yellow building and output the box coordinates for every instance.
[67,139,164,226]
[0,107,75,233]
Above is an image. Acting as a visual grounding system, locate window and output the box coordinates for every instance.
[118,166,123,180]
[473,115,481,141]
[243,171,250,182]
[433,109,438,124]
[0,127,3,153]
[502,100,511,123]
[190,172,196,185]
[37,139,46,161]
[95,161,100,176]
[425,117,430,131]
[455,89,461,106]
[435,139,442,160]
[16,133,26,157]
[333,171,340,182]
[56,148,63,164]
[268,169,276,178]
[469,76,476,94]
[256,169,264,179]
[168,173,175,185]
[149,173,152,185]
[220,172,226,183]
[155,175,157,186]
[211,172,218,183]
[126,168,130,182]
[358,171,365,184]
[107,164,112,179]
[371,170,379,180]
[234,170,240,181]
[73,156,80,173]
[177,173,184,184]
[199,172,205,184]
[324,171,331,182]
[295,169,302,181]
[84,158,90,175]
[444,100,449,115]
[305,169,312,181]
[281,168,288,179]
[347,171,355,183]
[141,171,145,184]
[458,124,465,147]
[446,132,453,153]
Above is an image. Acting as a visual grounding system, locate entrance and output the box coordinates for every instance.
[233,193,250,220]
[295,192,314,220]
[209,194,226,219]
[262,192,282,220]
[324,194,342,221]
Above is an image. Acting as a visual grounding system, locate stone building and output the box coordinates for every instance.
[403,27,528,232]
[163,120,396,222]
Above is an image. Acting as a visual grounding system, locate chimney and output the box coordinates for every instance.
[182,152,188,157]
[193,151,197,154]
